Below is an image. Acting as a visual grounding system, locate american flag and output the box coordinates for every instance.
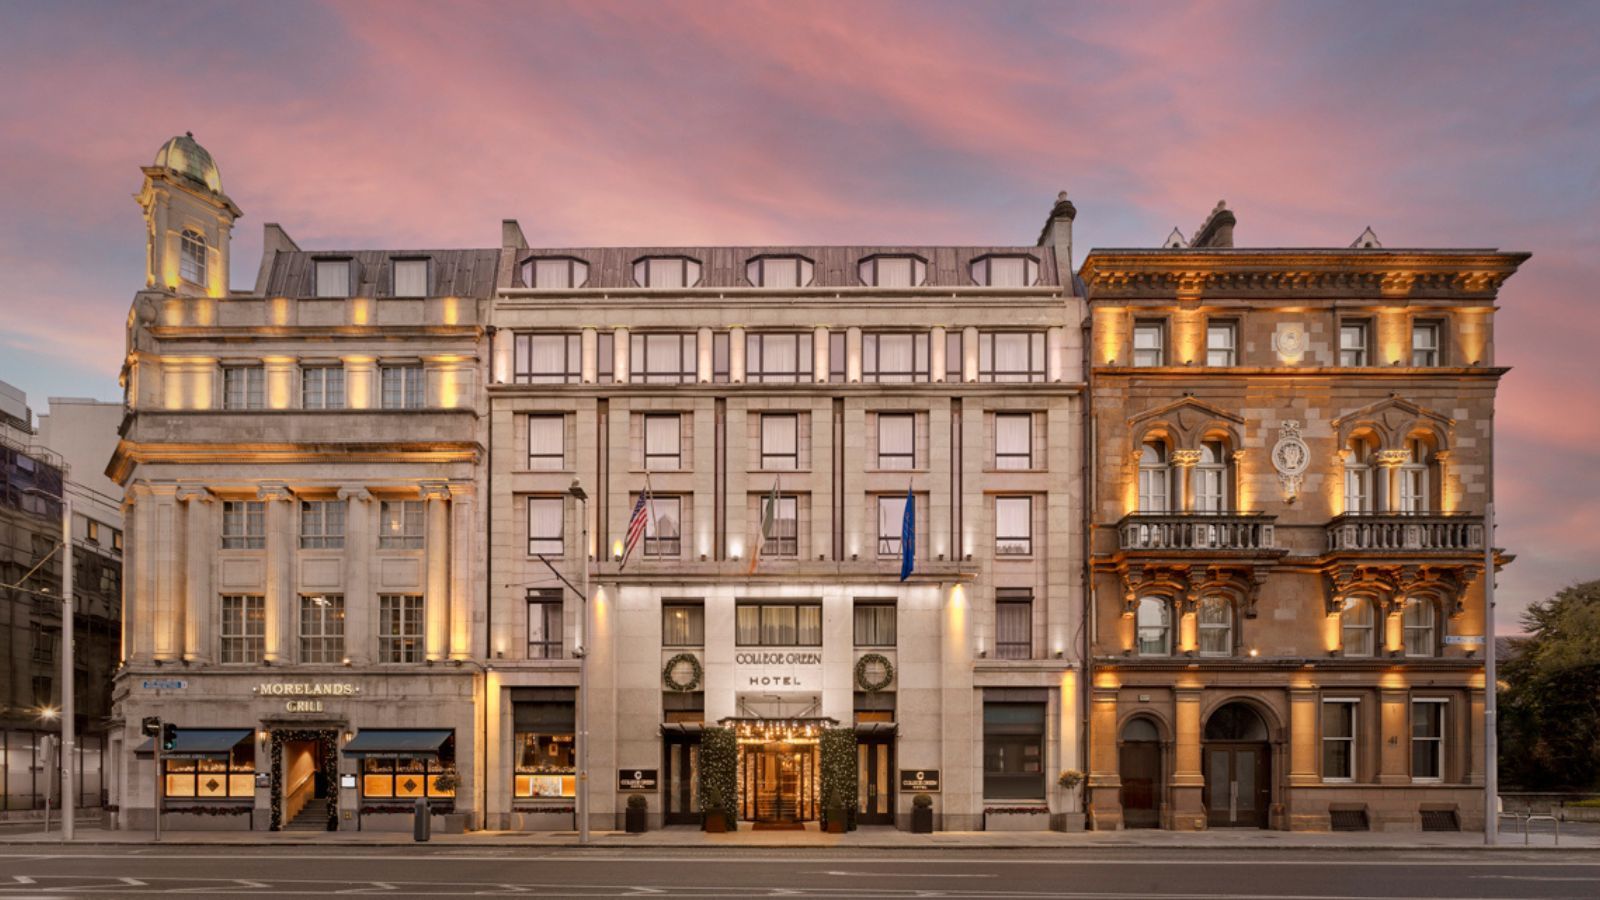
[620,481,652,568]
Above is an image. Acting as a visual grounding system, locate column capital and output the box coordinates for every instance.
[447,482,476,499]
[1375,448,1411,469]
[420,482,452,500]
[337,486,373,502]
[257,482,292,502]
[1172,448,1204,468]
[175,486,214,503]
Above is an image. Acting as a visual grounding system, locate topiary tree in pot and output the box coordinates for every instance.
[819,727,858,833]
[698,727,738,832]
[625,793,648,833]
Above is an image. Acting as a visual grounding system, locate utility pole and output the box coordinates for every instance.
[570,480,591,845]
[60,495,74,842]
[1483,502,1497,845]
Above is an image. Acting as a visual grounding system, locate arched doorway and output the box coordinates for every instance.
[1118,717,1163,828]
[1202,702,1271,828]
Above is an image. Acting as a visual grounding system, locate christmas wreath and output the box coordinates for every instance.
[853,653,894,692]
[662,652,704,692]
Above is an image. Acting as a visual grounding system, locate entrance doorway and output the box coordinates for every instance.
[662,734,700,826]
[269,728,339,831]
[1118,717,1163,828]
[740,743,817,824]
[1202,703,1271,828]
[857,737,894,825]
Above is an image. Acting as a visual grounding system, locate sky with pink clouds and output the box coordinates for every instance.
[1,0,1596,629]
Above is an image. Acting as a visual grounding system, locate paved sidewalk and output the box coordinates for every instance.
[0,822,1587,850]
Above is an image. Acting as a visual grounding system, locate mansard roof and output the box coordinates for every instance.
[259,249,502,299]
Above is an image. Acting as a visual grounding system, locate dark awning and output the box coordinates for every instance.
[134,728,253,758]
[854,722,898,736]
[659,722,705,735]
[341,729,453,758]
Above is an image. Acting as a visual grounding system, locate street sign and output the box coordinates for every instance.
[1445,635,1486,645]
[141,679,188,690]
[900,769,940,792]
[617,769,659,791]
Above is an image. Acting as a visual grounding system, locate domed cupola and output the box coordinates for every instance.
[136,132,241,296]
[153,131,223,194]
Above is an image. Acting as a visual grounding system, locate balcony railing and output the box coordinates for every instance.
[1326,513,1484,553]
[1118,512,1276,552]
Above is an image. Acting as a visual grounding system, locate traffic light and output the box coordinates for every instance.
[142,716,160,737]
[160,722,178,752]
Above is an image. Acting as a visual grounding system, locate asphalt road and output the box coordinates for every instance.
[0,846,1596,898]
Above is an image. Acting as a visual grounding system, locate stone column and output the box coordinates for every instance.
[126,483,154,664]
[177,487,213,663]
[449,484,475,660]
[1288,688,1320,788]
[422,483,452,661]
[1047,326,1065,382]
[613,327,630,383]
[1171,688,1206,830]
[696,327,713,383]
[492,328,514,385]
[846,327,862,383]
[147,484,181,661]
[930,325,947,383]
[344,356,377,409]
[260,483,294,664]
[1172,449,1201,513]
[961,326,979,382]
[1377,449,1408,514]
[729,327,746,383]
[580,327,597,383]
[813,326,829,383]
[339,487,372,665]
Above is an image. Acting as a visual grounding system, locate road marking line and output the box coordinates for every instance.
[822,871,994,878]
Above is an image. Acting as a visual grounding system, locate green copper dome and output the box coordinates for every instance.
[153,132,222,193]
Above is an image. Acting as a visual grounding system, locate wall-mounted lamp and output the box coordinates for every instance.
[851,553,858,561]
[343,730,354,743]
[1248,648,1260,658]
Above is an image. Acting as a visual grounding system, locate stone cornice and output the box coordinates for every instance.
[1080,249,1529,301]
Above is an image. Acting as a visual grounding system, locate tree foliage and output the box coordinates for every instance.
[1499,580,1600,791]
[698,726,739,830]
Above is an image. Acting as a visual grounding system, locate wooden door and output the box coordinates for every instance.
[1203,743,1270,828]
[857,739,894,825]
[1118,741,1161,828]
[662,737,700,825]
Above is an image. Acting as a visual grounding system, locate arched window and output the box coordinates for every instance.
[1340,596,1375,657]
[180,229,207,285]
[1136,597,1171,657]
[1400,438,1430,513]
[1403,599,1436,657]
[1197,597,1233,657]
[1344,434,1377,513]
[1194,440,1229,512]
[1138,440,1171,513]
[1122,717,1160,742]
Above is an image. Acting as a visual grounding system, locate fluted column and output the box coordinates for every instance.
[422,483,452,661]
[930,325,947,383]
[260,483,294,663]
[449,484,475,660]
[339,487,372,665]
[177,487,213,663]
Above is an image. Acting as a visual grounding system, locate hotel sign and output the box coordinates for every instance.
[618,769,659,791]
[253,682,359,713]
[733,651,823,690]
[900,769,940,792]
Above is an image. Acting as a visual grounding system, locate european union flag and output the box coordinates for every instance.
[899,484,915,582]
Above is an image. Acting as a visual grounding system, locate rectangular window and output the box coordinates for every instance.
[853,601,896,647]
[1132,321,1165,367]
[712,331,730,383]
[995,590,1033,659]
[995,496,1033,556]
[644,495,682,558]
[630,333,697,384]
[299,594,345,663]
[1411,321,1442,366]
[984,701,1045,799]
[163,747,255,799]
[113,530,124,553]
[866,256,921,287]
[746,332,814,383]
[946,331,964,381]
[1340,321,1370,367]
[662,602,705,647]
[378,594,424,663]
[644,414,682,470]
[222,365,264,410]
[757,493,799,557]
[734,601,822,646]
[877,413,915,470]
[221,501,265,550]
[377,500,424,550]
[219,594,265,663]
[1322,699,1357,782]
[527,496,564,556]
[1206,321,1237,366]
[635,257,699,288]
[829,331,846,382]
[978,332,1046,382]
[362,755,455,800]
[596,331,615,383]
[760,413,799,470]
[392,259,428,297]
[514,718,575,798]
[380,364,424,409]
[527,415,565,470]
[876,494,909,557]
[995,413,1032,470]
[527,588,563,659]
[529,258,584,289]
[314,259,351,298]
[513,333,581,384]
[862,333,929,383]
[1410,699,1446,781]
[301,365,345,410]
[85,520,101,544]
[299,500,345,549]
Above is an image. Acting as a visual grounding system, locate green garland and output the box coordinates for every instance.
[698,726,738,831]
[269,729,340,832]
[853,653,894,692]
[662,653,704,692]
[819,727,858,830]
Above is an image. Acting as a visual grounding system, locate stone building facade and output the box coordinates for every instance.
[1079,209,1526,832]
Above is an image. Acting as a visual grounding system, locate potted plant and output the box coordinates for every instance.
[698,726,738,833]
[825,803,847,834]
[625,793,648,834]
[911,793,934,834]
[819,727,858,833]
[1056,769,1087,832]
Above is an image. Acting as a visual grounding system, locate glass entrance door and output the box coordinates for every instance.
[740,744,817,823]
[857,738,894,825]
[662,736,700,825]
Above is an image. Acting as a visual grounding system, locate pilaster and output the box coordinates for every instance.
[176,486,213,663]
[339,486,372,665]
[422,482,452,661]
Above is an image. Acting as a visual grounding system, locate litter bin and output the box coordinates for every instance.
[413,797,430,842]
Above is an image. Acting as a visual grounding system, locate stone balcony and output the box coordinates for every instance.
[1116,512,1277,553]
[1325,512,1484,555]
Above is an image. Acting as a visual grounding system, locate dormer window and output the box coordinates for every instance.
[392,258,429,297]
[315,259,352,298]
[747,256,814,288]
[633,256,701,288]
[522,257,590,290]
[970,255,1038,287]
[179,229,207,286]
[859,255,926,288]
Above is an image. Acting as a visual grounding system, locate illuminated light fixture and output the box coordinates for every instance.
[37,706,60,720]
[342,657,352,666]
[1249,648,1260,658]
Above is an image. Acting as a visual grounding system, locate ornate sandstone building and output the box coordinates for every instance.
[1081,207,1525,832]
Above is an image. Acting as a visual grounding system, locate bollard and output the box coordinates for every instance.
[414,797,430,842]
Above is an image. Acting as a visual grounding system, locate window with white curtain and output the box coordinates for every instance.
[1400,438,1429,512]
[527,415,564,470]
[180,229,207,285]
[1411,321,1442,366]
[221,501,265,550]
[978,332,1046,382]
[1195,440,1228,512]
[746,332,813,382]
[315,259,351,298]
[514,333,581,384]
[630,333,697,383]
[527,497,564,556]
[995,413,1032,470]
[746,256,813,288]
[760,413,798,470]
[299,500,346,550]
[877,413,914,469]
[995,590,1033,659]
[1133,321,1165,366]
[1322,700,1357,781]
[380,364,424,409]
[223,365,264,410]
[859,256,925,287]
[970,256,1038,287]
[1138,441,1170,512]
[1340,321,1370,366]
[392,259,428,297]
[1340,596,1375,657]
[301,365,345,409]
[1344,437,1376,513]
[735,602,822,646]
[1197,597,1233,657]
[662,602,704,647]
[633,257,701,288]
[1136,597,1171,656]
[523,257,589,290]
[644,414,681,470]
[995,496,1032,556]
[1206,321,1237,366]
[1403,599,1436,656]
[862,333,929,382]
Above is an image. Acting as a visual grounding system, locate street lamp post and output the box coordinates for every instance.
[60,495,73,842]
[568,480,590,846]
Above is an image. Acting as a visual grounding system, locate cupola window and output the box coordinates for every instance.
[180,229,207,286]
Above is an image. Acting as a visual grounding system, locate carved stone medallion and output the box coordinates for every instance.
[1272,420,1311,501]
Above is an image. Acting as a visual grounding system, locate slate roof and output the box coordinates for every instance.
[260,249,502,298]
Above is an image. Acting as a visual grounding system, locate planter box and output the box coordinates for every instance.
[625,806,648,833]
[1052,811,1087,832]
[359,812,465,833]
[911,806,934,834]
[984,811,1051,832]
[704,811,730,833]
[162,810,255,831]
[507,809,576,831]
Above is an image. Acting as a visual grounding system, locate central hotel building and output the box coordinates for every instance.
[108,137,1521,835]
